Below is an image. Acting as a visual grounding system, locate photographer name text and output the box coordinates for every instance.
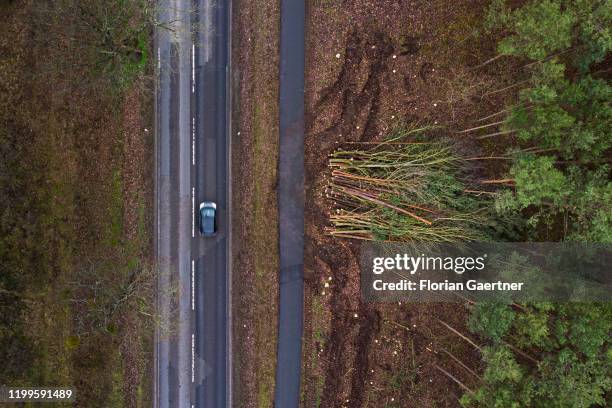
[372,279,524,292]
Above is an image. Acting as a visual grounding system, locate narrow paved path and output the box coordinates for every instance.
[274,1,305,407]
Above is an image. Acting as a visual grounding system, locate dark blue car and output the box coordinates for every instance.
[199,201,217,236]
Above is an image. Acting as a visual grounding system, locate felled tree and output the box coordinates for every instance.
[326,127,492,243]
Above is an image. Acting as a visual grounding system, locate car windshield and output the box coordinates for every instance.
[203,208,215,217]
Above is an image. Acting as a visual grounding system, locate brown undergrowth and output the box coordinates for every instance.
[0,1,154,407]
[302,1,519,407]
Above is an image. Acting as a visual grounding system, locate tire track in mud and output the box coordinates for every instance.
[310,29,394,147]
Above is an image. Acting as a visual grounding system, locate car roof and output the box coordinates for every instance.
[200,201,217,210]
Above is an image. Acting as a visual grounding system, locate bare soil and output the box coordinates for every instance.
[302,1,516,407]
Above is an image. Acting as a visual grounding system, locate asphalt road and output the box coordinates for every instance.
[155,0,231,407]
[155,0,305,406]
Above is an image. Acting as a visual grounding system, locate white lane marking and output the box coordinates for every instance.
[191,260,195,311]
[191,333,195,383]
[192,187,195,238]
[191,44,195,93]
[157,47,161,70]
[192,116,196,166]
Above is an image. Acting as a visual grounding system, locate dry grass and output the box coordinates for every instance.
[0,1,154,406]
[231,0,280,407]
